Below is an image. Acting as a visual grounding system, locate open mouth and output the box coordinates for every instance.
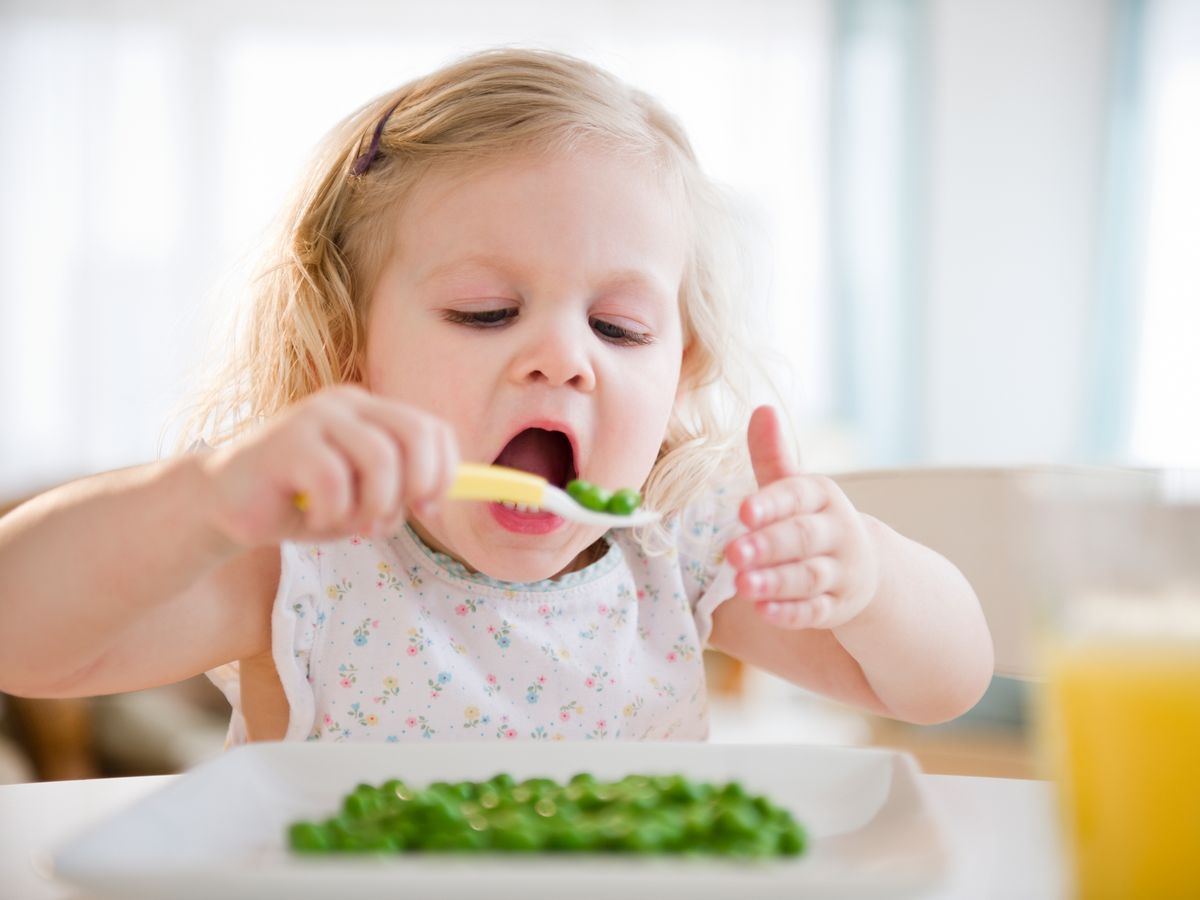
[493,428,577,489]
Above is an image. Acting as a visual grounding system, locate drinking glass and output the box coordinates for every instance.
[1027,469,1200,900]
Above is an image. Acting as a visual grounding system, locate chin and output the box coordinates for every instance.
[413,511,601,585]
[467,549,576,584]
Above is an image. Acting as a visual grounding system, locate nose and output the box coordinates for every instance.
[507,310,597,391]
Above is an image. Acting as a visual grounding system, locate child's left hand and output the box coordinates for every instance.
[723,405,880,630]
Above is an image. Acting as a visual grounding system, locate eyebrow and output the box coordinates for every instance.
[416,255,517,285]
[416,255,674,298]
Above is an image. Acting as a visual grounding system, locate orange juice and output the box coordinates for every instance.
[1041,638,1200,900]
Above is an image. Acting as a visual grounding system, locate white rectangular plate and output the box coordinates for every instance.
[54,742,948,899]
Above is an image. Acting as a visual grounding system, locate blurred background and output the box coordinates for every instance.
[1,0,1197,783]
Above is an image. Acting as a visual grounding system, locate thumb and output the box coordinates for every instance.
[747,404,801,487]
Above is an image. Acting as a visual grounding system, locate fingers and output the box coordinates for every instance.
[726,513,837,569]
[755,595,835,630]
[734,555,838,600]
[289,441,356,534]
[285,386,458,538]
[318,415,399,531]
[723,472,851,630]
[746,404,800,488]
[739,475,832,530]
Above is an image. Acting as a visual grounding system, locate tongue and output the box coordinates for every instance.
[494,429,572,487]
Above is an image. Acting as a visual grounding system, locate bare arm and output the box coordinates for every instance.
[0,385,460,699]
[711,514,994,724]
[0,457,274,697]
[709,405,993,725]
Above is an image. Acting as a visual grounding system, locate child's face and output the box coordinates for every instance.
[365,147,688,581]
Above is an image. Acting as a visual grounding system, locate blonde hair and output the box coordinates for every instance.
[186,48,762,549]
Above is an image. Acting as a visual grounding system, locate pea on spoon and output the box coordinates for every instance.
[448,463,659,528]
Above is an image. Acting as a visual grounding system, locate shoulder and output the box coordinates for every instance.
[671,477,752,552]
[614,478,750,592]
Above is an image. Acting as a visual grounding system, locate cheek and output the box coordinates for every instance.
[368,322,454,399]
[605,358,681,474]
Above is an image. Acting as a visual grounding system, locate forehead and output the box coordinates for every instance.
[391,147,690,294]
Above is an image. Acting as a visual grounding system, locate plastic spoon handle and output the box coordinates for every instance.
[447,463,659,529]
[448,463,546,505]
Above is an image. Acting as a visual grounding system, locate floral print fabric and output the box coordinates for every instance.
[208,484,746,744]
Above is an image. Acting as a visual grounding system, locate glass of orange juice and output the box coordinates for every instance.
[1027,469,1200,900]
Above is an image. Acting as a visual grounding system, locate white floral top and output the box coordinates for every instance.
[208,485,746,744]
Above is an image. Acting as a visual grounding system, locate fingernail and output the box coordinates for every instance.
[763,601,781,617]
[746,572,763,595]
[748,501,763,523]
[739,540,756,565]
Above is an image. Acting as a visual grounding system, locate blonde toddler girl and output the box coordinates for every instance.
[0,49,992,744]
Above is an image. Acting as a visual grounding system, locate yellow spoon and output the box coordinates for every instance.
[294,463,659,529]
[448,463,659,528]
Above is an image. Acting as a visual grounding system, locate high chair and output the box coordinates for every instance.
[830,464,1185,777]
[831,465,1172,680]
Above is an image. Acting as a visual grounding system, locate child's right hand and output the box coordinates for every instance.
[200,385,459,549]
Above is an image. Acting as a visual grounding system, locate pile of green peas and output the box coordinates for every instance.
[288,772,806,858]
[566,480,642,516]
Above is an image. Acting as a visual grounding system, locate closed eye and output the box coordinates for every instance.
[590,318,653,346]
[441,308,517,327]
[441,308,653,346]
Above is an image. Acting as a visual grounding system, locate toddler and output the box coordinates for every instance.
[0,49,992,744]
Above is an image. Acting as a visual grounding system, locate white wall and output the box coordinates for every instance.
[924,0,1114,464]
[0,0,830,498]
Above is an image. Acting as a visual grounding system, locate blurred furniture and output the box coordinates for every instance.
[0,697,35,784]
[3,695,98,782]
[832,465,1189,778]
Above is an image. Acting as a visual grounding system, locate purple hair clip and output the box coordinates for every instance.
[350,101,401,177]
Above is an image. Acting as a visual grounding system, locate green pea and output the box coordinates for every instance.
[423,794,466,830]
[778,823,807,856]
[382,778,413,802]
[606,488,642,515]
[628,788,659,812]
[720,780,749,802]
[491,813,544,852]
[624,822,668,852]
[715,805,762,840]
[343,790,384,820]
[488,772,516,791]
[335,832,376,853]
[598,815,634,851]
[520,777,558,799]
[288,772,805,858]
[666,777,704,804]
[569,783,604,810]
[546,823,590,851]
[565,480,611,511]
[478,787,501,809]
[288,821,331,853]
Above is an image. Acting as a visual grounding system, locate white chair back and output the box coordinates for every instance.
[831,466,1192,680]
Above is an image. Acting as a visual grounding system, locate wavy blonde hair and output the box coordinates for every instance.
[186,48,762,550]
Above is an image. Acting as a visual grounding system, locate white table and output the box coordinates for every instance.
[0,771,1066,899]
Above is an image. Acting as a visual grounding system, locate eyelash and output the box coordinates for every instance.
[441,309,653,346]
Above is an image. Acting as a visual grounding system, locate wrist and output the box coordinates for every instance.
[832,514,894,639]
[158,452,247,561]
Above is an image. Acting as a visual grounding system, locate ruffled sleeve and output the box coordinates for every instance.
[674,478,752,646]
[205,541,323,745]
